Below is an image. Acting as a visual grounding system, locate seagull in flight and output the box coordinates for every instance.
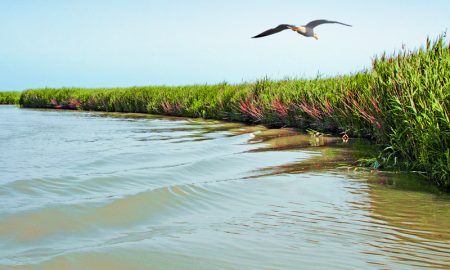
[252,19,352,40]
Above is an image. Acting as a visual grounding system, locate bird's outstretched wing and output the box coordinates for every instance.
[305,20,352,29]
[252,24,295,38]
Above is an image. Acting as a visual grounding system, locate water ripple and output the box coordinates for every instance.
[1,106,449,270]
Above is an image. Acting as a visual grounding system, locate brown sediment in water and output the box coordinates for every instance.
[2,106,450,270]
[73,110,373,178]
[235,127,377,179]
[97,113,376,178]
[362,174,450,269]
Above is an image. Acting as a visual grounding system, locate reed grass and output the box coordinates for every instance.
[19,35,450,188]
[0,92,21,104]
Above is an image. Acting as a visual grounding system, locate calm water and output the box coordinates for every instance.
[1,105,449,270]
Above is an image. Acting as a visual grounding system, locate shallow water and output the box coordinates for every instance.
[1,105,449,270]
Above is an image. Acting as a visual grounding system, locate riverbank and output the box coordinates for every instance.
[16,36,450,189]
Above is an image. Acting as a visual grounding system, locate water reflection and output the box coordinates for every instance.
[0,106,449,270]
[246,126,450,269]
[365,173,450,269]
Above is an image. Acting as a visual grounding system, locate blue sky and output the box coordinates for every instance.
[0,0,449,91]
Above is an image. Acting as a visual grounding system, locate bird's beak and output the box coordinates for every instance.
[314,34,319,40]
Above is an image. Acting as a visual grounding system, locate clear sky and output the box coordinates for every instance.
[0,0,449,91]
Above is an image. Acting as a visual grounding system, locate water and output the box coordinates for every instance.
[1,105,449,270]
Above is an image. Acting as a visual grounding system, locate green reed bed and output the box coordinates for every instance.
[19,36,450,188]
[0,92,21,104]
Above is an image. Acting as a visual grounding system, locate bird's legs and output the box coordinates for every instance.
[313,34,319,40]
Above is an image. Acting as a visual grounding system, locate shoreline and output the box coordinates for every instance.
[4,36,450,189]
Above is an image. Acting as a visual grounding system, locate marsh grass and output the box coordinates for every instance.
[0,92,20,104]
[19,36,450,188]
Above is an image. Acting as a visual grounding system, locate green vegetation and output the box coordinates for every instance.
[0,92,20,104]
[19,36,450,188]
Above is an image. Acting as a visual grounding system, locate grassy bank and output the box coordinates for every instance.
[0,92,20,104]
[19,36,450,188]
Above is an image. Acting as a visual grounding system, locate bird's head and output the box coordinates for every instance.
[313,34,319,40]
